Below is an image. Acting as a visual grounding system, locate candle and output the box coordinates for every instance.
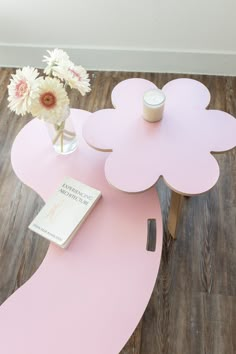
[143,89,166,122]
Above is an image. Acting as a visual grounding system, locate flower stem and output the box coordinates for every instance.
[60,131,64,152]
[51,120,76,153]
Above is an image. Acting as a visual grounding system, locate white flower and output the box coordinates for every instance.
[65,65,91,96]
[43,49,91,96]
[8,67,42,115]
[49,63,71,83]
[43,48,72,76]
[30,77,69,124]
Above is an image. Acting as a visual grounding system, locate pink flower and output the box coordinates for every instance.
[8,67,42,116]
[83,78,236,195]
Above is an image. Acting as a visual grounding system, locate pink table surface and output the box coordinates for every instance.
[0,109,163,354]
[83,78,236,194]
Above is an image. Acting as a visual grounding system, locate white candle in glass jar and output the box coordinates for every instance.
[143,89,166,122]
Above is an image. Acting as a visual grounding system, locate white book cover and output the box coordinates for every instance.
[29,177,102,248]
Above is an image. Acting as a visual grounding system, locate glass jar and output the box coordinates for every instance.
[46,106,78,155]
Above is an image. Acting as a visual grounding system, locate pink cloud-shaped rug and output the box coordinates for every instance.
[83,78,236,194]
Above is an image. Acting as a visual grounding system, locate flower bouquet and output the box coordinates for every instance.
[8,49,91,154]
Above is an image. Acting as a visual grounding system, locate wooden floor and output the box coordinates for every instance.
[0,68,236,354]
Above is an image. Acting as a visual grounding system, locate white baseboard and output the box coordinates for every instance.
[0,43,236,76]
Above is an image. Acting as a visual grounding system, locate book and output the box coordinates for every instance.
[29,177,102,248]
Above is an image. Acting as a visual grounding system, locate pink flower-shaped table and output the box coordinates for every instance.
[83,78,236,237]
[0,110,163,354]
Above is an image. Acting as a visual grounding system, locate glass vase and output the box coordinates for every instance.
[46,106,78,155]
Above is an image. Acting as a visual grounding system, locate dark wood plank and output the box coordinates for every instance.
[0,69,235,354]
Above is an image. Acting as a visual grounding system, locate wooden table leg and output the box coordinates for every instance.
[167,191,183,239]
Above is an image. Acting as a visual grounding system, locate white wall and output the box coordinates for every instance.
[0,0,236,75]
